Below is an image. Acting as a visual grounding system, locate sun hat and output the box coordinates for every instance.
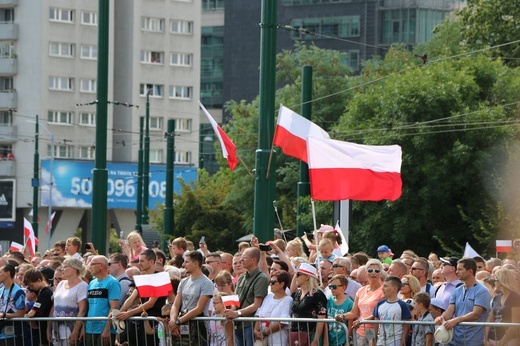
[434,324,453,344]
[430,298,445,311]
[297,263,318,279]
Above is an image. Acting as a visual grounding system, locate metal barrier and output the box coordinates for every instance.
[354,319,520,346]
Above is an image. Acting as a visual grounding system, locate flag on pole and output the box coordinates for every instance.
[273,105,330,163]
[44,211,56,234]
[496,240,512,253]
[133,272,172,298]
[335,221,349,256]
[198,101,238,171]
[463,242,481,258]
[28,209,41,222]
[23,218,39,257]
[307,137,402,201]
[9,241,23,252]
[221,294,240,308]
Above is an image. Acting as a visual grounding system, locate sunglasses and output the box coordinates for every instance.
[269,280,278,285]
[332,264,344,268]
[367,268,381,273]
[411,267,423,271]
[328,284,343,290]
[401,282,409,287]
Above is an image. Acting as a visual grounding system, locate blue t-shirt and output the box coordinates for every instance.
[86,275,121,334]
[373,299,412,346]
[448,282,490,346]
[327,296,353,346]
[0,284,25,339]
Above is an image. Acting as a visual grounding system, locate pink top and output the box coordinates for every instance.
[355,285,384,336]
[130,246,148,261]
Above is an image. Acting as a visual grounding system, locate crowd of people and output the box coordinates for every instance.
[0,228,519,346]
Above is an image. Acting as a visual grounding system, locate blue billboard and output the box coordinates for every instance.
[41,160,197,209]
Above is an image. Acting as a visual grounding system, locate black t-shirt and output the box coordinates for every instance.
[142,271,167,317]
[290,289,327,332]
[31,285,54,345]
[489,292,520,340]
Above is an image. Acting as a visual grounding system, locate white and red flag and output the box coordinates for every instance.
[496,240,512,253]
[273,105,329,163]
[199,101,238,171]
[221,294,240,308]
[307,137,402,201]
[28,209,41,222]
[44,211,56,234]
[23,218,39,257]
[134,272,172,298]
[9,241,23,252]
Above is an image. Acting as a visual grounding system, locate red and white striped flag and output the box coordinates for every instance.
[44,211,56,234]
[28,209,41,222]
[9,241,23,252]
[221,294,240,308]
[199,101,238,171]
[23,218,39,257]
[273,105,329,163]
[134,272,172,298]
[496,240,512,253]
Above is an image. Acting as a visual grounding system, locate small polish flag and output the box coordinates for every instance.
[496,240,512,253]
[134,272,172,298]
[9,241,23,252]
[44,211,56,234]
[28,209,41,222]
[24,218,39,257]
[199,101,238,171]
[307,137,402,201]
[335,221,349,256]
[221,294,240,308]
[273,105,329,163]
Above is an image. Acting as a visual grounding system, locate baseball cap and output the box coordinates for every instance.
[440,257,459,267]
[377,245,390,253]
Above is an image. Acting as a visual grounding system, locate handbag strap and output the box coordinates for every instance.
[2,285,14,317]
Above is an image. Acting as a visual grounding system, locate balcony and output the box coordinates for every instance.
[0,125,16,142]
[0,0,18,6]
[0,23,17,40]
[0,90,16,108]
[0,160,15,177]
[0,58,16,74]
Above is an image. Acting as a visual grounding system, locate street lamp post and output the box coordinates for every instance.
[142,89,151,228]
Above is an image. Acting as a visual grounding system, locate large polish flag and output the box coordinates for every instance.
[134,272,172,298]
[496,240,512,253]
[23,218,39,257]
[273,105,329,163]
[199,101,238,171]
[307,137,402,201]
[221,294,240,308]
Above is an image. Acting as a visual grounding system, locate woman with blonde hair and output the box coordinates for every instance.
[400,274,421,300]
[47,258,88,346]
[286,239,308,260]
[120,230,148,261]
[486,268,520,346]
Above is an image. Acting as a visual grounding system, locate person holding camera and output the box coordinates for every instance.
[0,264,26,345]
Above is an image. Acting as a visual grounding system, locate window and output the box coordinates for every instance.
[140,51,164,64]
[81,11,97,25]
[175,118,191,132]
[49,77,74,91]
[202,0,224,11]
[175,151,191,164]
[150,149,163,163]
[140,84,164,97]
[170,20,193,34]
[49,8,74,23]
[0,111,12,126]
[79,146,95,159]
[1,9,15,23]
[80,79,96,93]
[141,17,165,32]
[170,52,192,67]
[52,144,74,158]
[48,111,73,124]
[0,77,13,90]
[49,42,75,58]
[291,16,360,39]
[80,45,97,60]
[347,50,359,70]
[168,85,192,100]
[149,117,164,130]
[79,112,96,126]
[0,41,15,59]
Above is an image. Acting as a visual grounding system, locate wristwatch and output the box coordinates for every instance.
[237,311,242,316]
[175,317,181,326]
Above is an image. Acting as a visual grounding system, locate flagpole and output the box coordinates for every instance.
[265,141,275,180]
[311,199,322,286]
[236,152,254,179]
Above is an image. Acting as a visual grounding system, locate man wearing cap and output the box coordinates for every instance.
[377,245,392,265]
[434,258,491,346]
[434,257,462,311]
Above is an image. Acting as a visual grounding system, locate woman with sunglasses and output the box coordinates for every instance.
[337,259,384,346]
[486,268,520,346]
[400,275,421,300]
[254,270,293,346]
[327,275,353,346]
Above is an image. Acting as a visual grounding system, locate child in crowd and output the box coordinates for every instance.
[371,275,412,346]
[427,298,445,320]
[65,237,83,262]
[208,292,233,346]
[313,238,338,266]
[412,292,434,346]
[327,275,354,346]
[377,245,393,266]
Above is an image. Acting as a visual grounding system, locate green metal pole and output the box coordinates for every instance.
[142,91,151,226]
[135,117,144,230]
[91,0,109,254]
[163,119,175,251]
[32,115,39,240]
[296,66,312,237]
[253,0,277,243]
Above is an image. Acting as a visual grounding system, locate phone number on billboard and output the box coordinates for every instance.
[70,177,167,198]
